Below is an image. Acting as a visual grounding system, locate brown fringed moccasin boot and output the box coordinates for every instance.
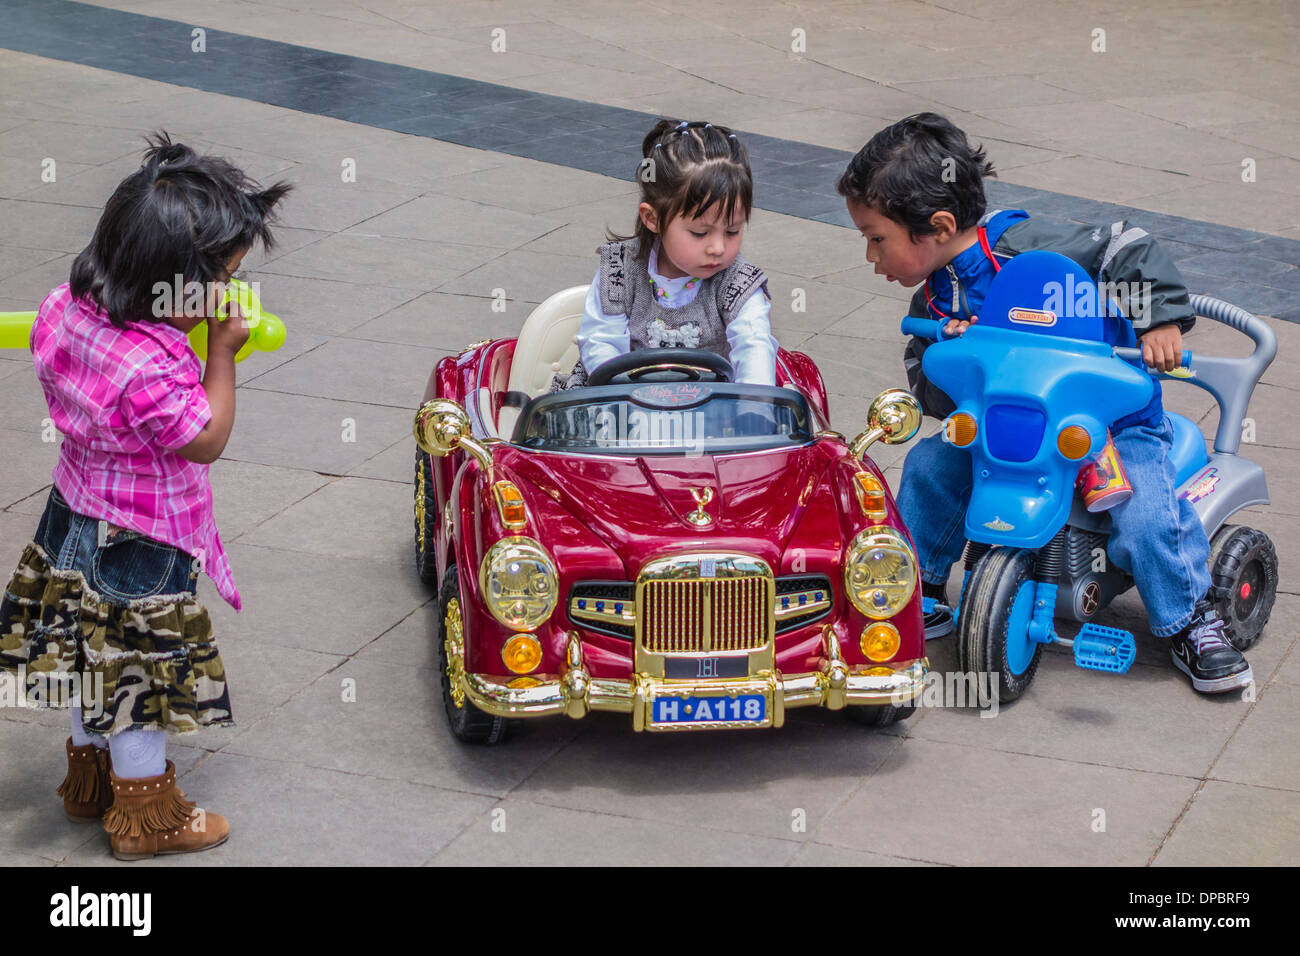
[57,737,113,823]
[102,760,230,861]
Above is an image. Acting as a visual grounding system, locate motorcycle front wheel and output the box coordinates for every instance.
[955,547,1043,706]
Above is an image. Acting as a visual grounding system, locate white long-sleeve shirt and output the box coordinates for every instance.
[576,243,778,386]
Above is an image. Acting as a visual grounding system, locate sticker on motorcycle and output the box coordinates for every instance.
[1007,307,1058,327]
[1180,467,1220,503]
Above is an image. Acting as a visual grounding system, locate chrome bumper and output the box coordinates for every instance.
[460,634,928,732]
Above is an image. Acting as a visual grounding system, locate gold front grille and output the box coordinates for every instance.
[641,575,773,653]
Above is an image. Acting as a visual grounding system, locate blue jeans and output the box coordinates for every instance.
[898,415,1210,636]
[35,486,197,600]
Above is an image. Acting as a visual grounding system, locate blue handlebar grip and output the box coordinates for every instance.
[900,316,943,341]
[1114,346,1194,374]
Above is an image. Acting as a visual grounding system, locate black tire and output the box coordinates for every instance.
[956,547,1042,706]
[437,566,508,745]
[1209,525,1277,651]
[414,448,439,587]
[846,701,916,727]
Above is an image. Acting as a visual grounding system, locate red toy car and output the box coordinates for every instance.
[413,287,927,743]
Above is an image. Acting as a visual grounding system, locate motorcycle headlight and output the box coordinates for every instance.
[479,537,558,631]
[844,527,917,620]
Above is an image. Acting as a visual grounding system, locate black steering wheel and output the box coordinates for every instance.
[586,348,734,387]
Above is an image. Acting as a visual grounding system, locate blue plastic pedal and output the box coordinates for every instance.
[1073,623,1137,674]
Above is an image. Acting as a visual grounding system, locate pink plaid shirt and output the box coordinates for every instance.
[31,284,240,610]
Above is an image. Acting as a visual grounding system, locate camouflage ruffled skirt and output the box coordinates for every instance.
[0,487,233,736]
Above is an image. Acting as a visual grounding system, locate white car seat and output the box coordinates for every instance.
[498,285,588,439]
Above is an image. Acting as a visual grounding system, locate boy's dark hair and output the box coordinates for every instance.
[611,119,753,257]
[70,132,292,328]
[836,113,996,236]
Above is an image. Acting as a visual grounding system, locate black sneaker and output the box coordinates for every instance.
[1169,600,1253,694]
[921,582,954,640]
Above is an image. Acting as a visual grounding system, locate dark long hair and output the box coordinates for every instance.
[69,132,292,328]
[612,119,753,258]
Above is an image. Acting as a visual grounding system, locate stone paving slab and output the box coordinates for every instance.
[205,545,428,659]
[427,798,801,866]
[818,737,1197,866]
[1152,779,1300,867]
[512,709,904,843]
[219,655,582,799]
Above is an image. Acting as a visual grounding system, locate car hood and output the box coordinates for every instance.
[495,442,841,574]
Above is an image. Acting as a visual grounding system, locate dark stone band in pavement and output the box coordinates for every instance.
[2,0,1296,320]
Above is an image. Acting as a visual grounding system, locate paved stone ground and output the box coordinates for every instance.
[0,0,1296,866]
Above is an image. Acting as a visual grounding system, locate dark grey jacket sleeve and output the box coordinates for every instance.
[903,287,957,419]
[998,219,1196,333]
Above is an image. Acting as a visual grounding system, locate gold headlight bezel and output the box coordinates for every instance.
[478,536,559,631]
[844,526,917,620]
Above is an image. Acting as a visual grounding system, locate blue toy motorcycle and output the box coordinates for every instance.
[900,251,1278,702]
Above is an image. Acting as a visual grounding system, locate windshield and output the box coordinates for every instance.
[513,382,816,455]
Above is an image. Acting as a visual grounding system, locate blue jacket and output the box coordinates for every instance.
[904,209,1196,430]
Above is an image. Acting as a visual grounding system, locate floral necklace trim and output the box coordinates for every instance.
[649,273,701,301]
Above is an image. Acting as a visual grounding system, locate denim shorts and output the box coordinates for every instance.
[34,486,198,600]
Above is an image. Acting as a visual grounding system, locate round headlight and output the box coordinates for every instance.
[479,537,558,631]
[844,527,917,620]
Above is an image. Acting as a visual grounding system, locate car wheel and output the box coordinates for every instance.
[414,448,439,587]
[846,701,916,727]
[956,547,1041,706]
[1209,525,1277,651]
[437,566,509,745]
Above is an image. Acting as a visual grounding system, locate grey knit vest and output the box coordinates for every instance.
[597,238,767,360]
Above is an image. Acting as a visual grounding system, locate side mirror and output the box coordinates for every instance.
[849,389,922,458]
[414,399,492,470]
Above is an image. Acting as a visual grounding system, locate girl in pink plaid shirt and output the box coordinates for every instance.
[0,136,289,860]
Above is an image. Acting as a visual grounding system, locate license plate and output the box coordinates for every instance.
[651,694,766,726]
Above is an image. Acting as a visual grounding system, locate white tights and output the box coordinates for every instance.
[70,697,166,779]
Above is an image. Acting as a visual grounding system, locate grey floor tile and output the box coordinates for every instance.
[220,388,414,476]
[234,476,420,562]
[1153,780,1300,866]
[787,842,940,867]
[257,232,500,290]
[513,709,904,842]
[0,427,58,511]
[209,459,332,542]
[428,798,800,866]
[206,542,429,657]
[434,248,600,303]
[219,655,582,798]
[240,335,448,408]
[1210,682,1300,792]
[343,194,566,249]
[345,289,539,350]
[819,737,1196,865]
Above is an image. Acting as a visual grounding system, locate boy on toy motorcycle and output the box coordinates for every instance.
[837,112,1251,694]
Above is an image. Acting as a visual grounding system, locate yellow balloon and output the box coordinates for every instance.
[2,281,285,364]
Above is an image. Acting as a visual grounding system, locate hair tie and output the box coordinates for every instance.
[675,121,688,129]
[728,133,737,140]
[654,143,663,149]
[705,123,713,128]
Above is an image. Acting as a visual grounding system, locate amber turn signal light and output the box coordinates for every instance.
[502,633,542,674]
[853,471,887,520]
[492,480,527,529]
[944,412,978,447]
[1057,426,1092,460]
[860,622,901,662]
